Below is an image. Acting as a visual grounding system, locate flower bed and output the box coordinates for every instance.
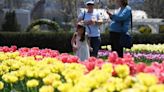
[98,50,164,63]
[99,44,164,63]
[0,46,164,92]
[101,44,164,53]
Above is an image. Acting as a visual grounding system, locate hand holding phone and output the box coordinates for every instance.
[106,8,112,16]
[105,7,110,12]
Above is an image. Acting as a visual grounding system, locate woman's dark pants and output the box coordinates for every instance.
[110,32,123,58]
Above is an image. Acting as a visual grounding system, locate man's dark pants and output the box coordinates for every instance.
[90,37,101,57]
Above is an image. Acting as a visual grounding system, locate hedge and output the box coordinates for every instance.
[0,32,164,52]
[0,32,72,52]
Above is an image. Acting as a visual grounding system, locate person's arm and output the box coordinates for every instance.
[71,32,77,47]
[71,32,78,52]
[107,8,131,22]
[84,13,103,26]
[96,13,103,25]
[77,12,84,23]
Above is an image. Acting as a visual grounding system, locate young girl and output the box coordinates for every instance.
[71,23,91,61]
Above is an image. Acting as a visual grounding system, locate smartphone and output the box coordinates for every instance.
[105,7,110,14]
[105,7,110,11]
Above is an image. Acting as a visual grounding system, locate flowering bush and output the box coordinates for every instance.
[0,46,164,92]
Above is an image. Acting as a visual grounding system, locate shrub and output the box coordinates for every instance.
[26,19,60,32]
[159,25,164,33]
[139,26,151,34]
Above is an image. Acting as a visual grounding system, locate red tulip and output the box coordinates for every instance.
[2,46,10,52]
[83,61,95,71]
[10,45,17,52]
[88,57,97,62]
[67,56,79,63]
[144,67,155,73]
[58,54,68,63]
[95,58,104,68]
[115,58,124,64]
[108,51,118,63]
[136,62,147,73]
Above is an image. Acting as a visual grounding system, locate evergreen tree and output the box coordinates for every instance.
[2,11,20,32]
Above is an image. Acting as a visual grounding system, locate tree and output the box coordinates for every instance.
[2,11,20,32]
[13,0,23,9]
[31,0,46,20]
[143,0,164,18]
[55,0,84,23]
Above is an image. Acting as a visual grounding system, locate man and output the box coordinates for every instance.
[77,0,103,57]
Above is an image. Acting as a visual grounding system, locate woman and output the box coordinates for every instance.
[77,0,103,57]
[107,0,132,57]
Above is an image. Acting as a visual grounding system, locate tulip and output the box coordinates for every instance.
[39,85,54,92]
[0,81,4,90]
[26,79,39,88]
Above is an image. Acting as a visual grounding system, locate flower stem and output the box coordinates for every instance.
[10,83,13,90]
[27,87,30,92]
[20,80,26,91]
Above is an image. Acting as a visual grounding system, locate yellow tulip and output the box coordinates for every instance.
[136,73,158,87]
[71,83,91,92]
[121,88,140,92]
[103,82,115,92]
[17,70,25,78]
[93,88,107,92]
[149,84,164,92]
[123,76,133,88]
[43,74,60,85]
[132,83,147,92]
[0,81,4,90]
[39,85,54,92]
[58,83,73,92]
[26,70,34,78]
[8,75,18,83]
[26,79,39,88]
[101,63,113,74]
[115,65,130,78]
[52,81,62,88]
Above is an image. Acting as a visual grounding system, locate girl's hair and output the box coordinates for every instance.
[77,24,86,42]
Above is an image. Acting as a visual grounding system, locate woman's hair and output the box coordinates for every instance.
[120,0,128,7]
[77,24,86,42]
